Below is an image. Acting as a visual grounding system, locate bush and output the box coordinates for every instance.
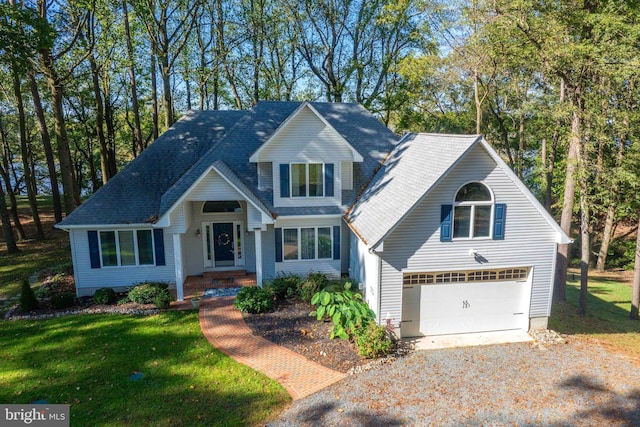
[269,273,302,300]
[93,288,117,305]
[50,291,75,309]
[19,280,38,311]
[153,292,173,309]
[298,272,328,303]
[128,282,170,304]
[117,296,131,305]
[354,321,393,359]
[234,286,273,313]
[310,282,375,339]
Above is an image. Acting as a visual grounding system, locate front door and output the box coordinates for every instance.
[213,223,235,267]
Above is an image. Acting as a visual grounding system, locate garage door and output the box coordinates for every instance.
[401,268,530,337]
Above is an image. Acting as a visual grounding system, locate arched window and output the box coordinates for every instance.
[453,183,493,238]
[202,201,242,213]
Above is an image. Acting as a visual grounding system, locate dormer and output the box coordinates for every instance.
[249,102,363,208]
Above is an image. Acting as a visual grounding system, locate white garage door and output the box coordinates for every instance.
[401,268,530,337]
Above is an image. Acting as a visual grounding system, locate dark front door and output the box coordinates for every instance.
[213,223,234,265]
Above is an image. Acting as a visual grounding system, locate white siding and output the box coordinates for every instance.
[169,204,186,233]
[341,161,353,190]
[274,217,342,278]
[247,204,263,229]
[186,169,243,201]
[258,162,273,190]
[379,144,557,329]
[256,107,356,208]
[349,231,381,321]
[70,228,175,297]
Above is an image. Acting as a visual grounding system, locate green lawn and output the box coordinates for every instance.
[550,272,640,361]
[0,311,290,426]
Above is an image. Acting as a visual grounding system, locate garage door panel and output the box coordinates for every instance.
[402,280,529,337]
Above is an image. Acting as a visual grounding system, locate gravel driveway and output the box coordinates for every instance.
[268,339,640,426]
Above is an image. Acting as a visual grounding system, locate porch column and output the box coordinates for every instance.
[173,233,184,301]
[254,229,263,287]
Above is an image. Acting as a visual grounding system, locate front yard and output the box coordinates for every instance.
[0,311,289,426]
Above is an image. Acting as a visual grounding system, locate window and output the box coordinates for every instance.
[98,230,155,267]
[403,268,528,285]
[281,227,333,261]
[291,163,324,197]
[453,182,493,239]
[202,201,242,213]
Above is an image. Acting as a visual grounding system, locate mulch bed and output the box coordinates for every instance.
[243,299,367,373]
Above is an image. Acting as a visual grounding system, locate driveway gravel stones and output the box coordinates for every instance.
[269,339,640,426]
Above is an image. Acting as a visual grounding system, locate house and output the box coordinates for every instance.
[56,101,570,337]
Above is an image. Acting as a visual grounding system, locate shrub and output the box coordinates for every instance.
[50,291,75,309]
[310,282,375,339]
[298,272,328,302]
[354,321,393,359]
[19,280,38,311]
[269,273,302,300]
[93,288,117,305]
[128,282,170,304]
[153,292,174,309]
[234,286,273,313]
[117,296,131,305]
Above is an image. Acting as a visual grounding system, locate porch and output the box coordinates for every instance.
[170,270,257,310]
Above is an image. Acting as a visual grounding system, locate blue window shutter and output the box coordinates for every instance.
[153,229,166,266]
[280,164,290,197]
[275,228,283,262]
[333,225,340,260]
[325,164,334,197]
[493,204,506,240]
[88,230,101,268]
[440,205,453,242]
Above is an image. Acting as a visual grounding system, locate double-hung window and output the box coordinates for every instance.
[291,163,324,197]
[283,227,332,261]
[99,230,155,267]
[453,183,493,239]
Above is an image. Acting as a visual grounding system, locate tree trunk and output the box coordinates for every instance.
[40,47,80,214]
[122,0,144,155]
[13,70,44,240]
[596,117,627,272]
[545,78,564,212]
[27,71,62,224]
[630,213,640,320]
[0,116,26,240]
[0,180,19,254]
[474,69,482,134]
[596,204,616,272]
[554,106,581,303]
[577,172,589,316]
[89,54,111,185]
[150,48,159,141]
[160,54,174,128]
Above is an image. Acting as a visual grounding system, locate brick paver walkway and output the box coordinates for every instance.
[199,296,347,400]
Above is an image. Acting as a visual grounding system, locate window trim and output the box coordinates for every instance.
[98,229,156,268]
[453,181,494,240]
[281,226,333,262]
[289,162,325,198]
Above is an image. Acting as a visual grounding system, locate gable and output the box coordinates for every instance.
[250,104,363,163]
[395,143,558,245]
[347,133,570,250]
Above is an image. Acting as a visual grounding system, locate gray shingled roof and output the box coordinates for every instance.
[58,101,399,227]
[58,110,246,226]
[346,133,482,248]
